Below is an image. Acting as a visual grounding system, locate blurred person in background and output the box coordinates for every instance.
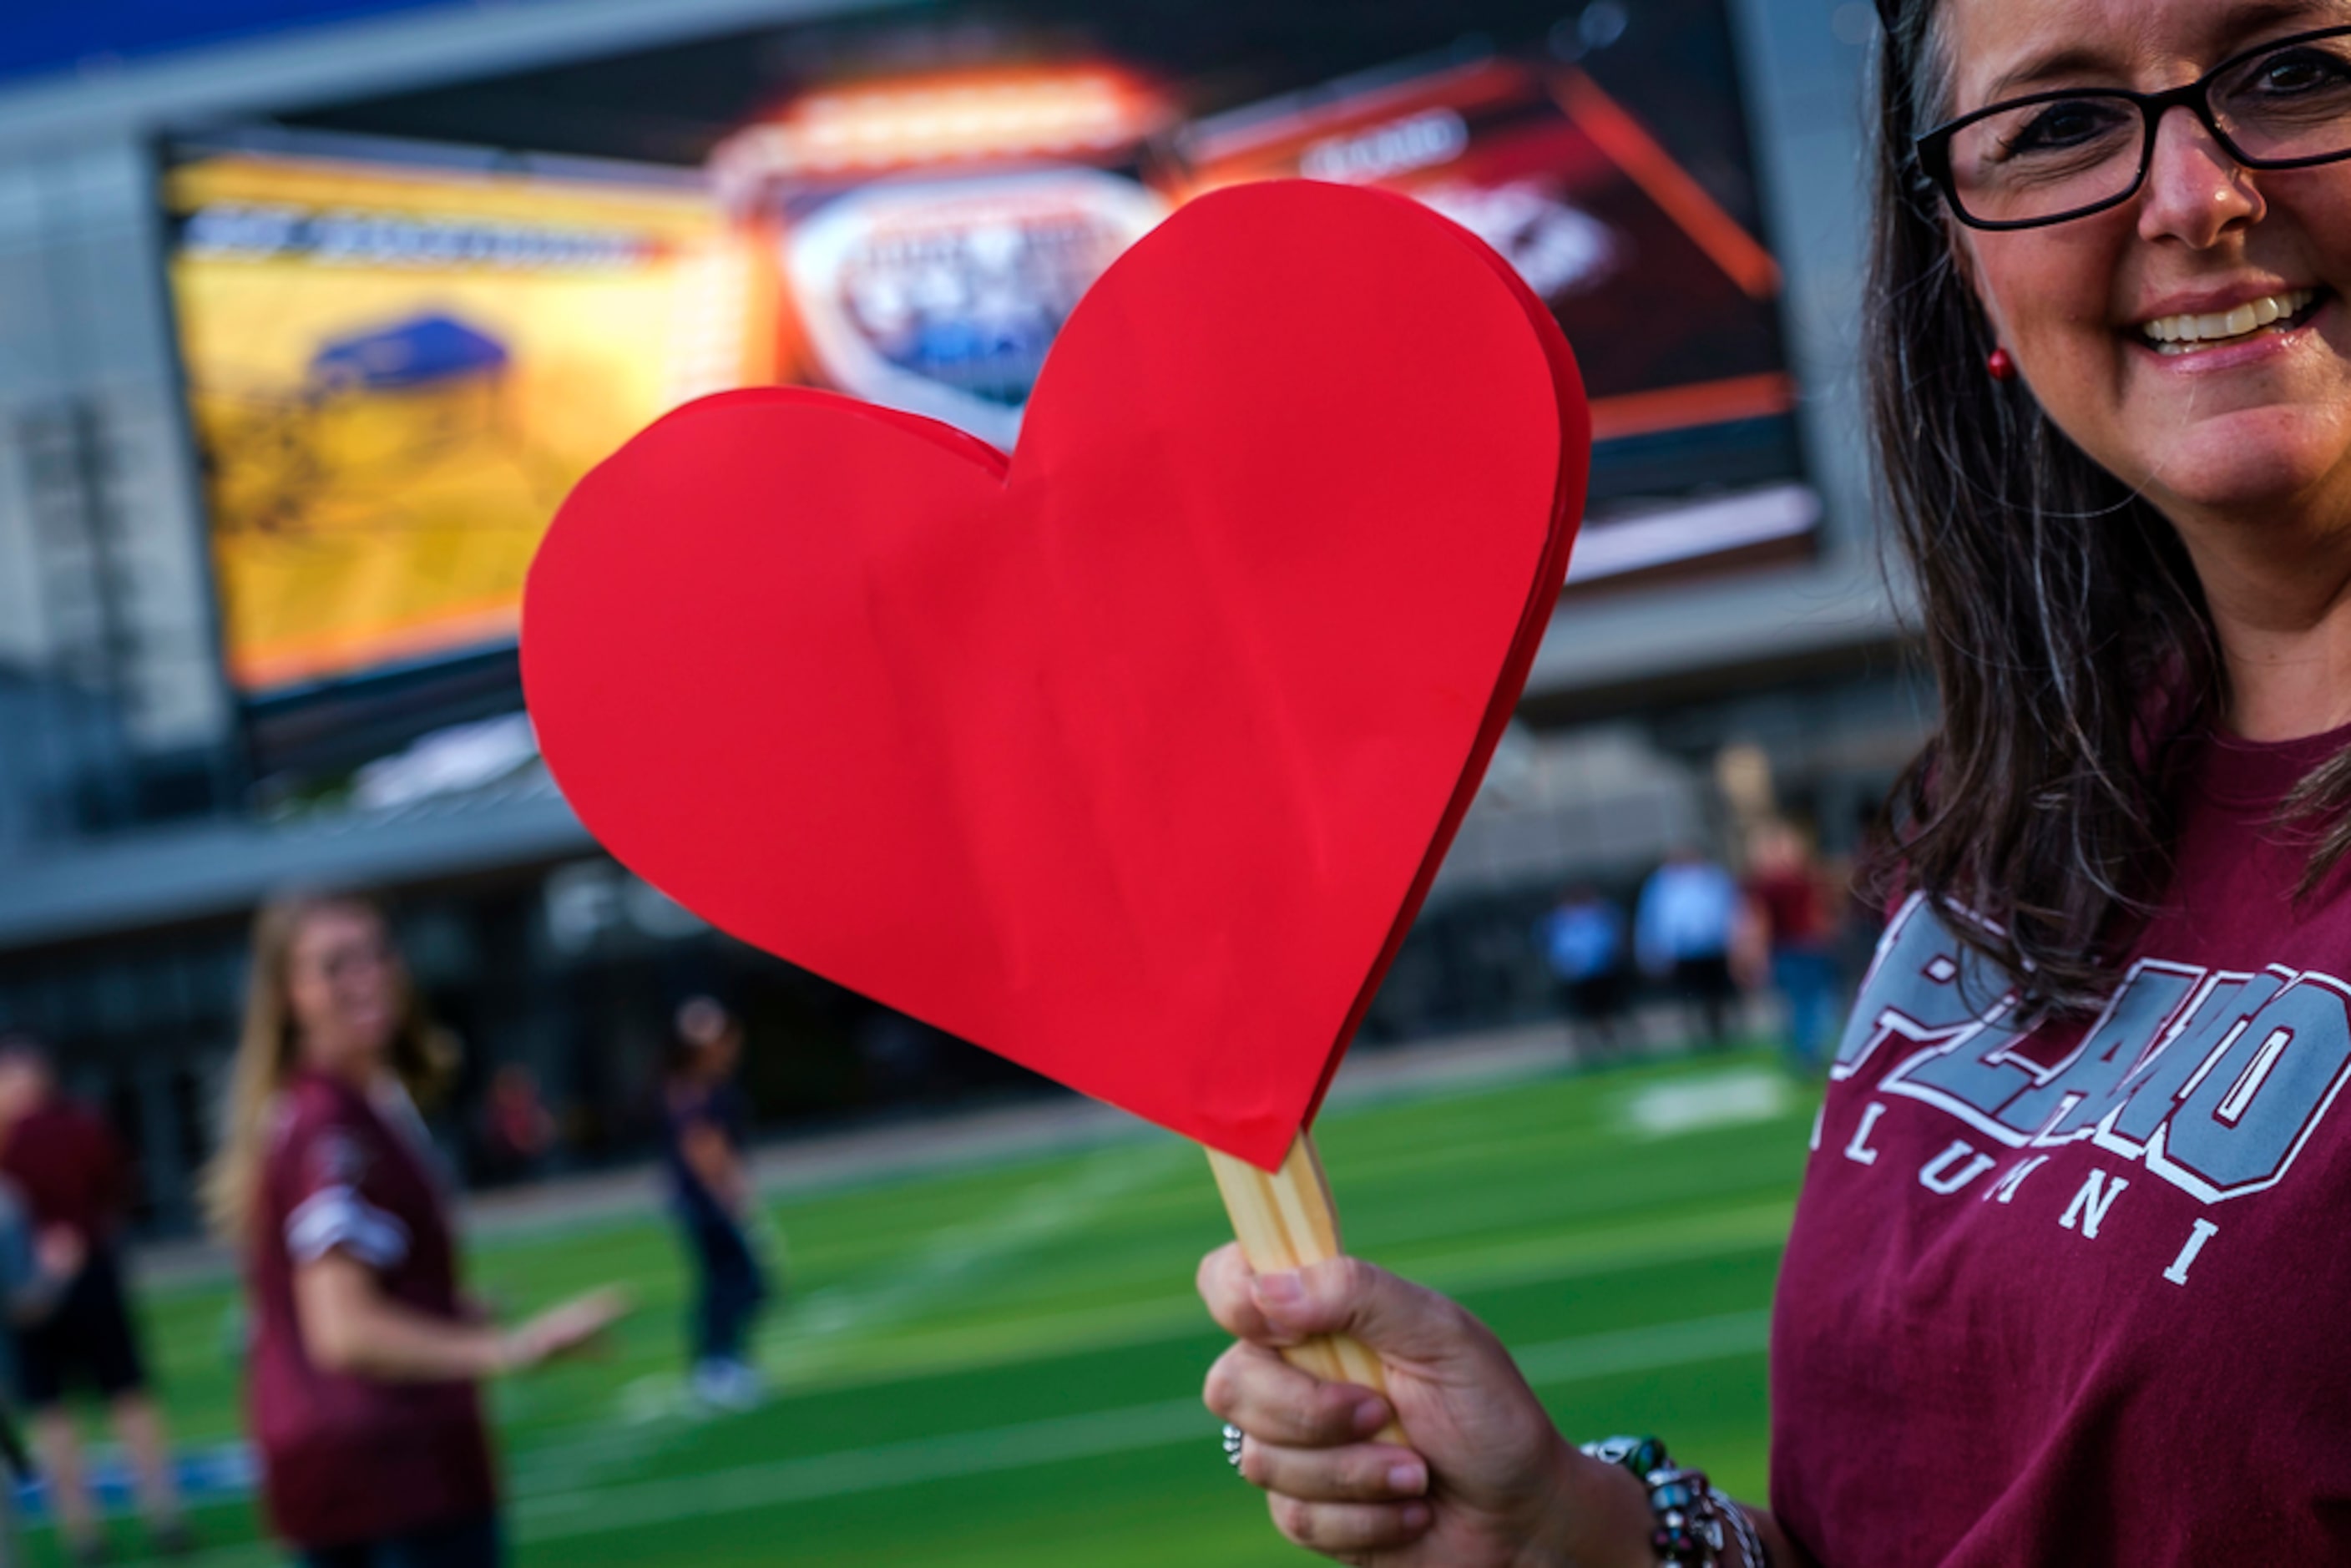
[0,1038,188,1562]
[1828,800,1893,1004]
[0,1147,97,1566]
[663,997,770,1411]
[1535,885,1631,1058]
[1632,847,1746,1049]
[203,893,626,1568]
[473,1065,556,1187]
[1742,820,1840,1072]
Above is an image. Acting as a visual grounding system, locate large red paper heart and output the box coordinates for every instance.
[523,180,1587,1169]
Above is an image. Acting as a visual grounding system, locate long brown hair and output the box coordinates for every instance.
[201,891,456,1246]
[1861,0,2278,1011]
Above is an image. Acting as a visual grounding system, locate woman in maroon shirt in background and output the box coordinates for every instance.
[1198,0,2351,1561]
[1742,822,1840,1074]
[203,893,625,1567]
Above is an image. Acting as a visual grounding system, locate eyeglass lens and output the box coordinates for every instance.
[1946,30,2351,225]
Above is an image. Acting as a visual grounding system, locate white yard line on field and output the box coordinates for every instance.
[1619,1069,1795,1138]
[756,1136,1190,1378]
[701,1196,1796,1402]
[94,1284,1775,1563]
[510,1308,1774,1543]
[501,1137,1189,1498]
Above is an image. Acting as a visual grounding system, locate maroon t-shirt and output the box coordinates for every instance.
[1772,726,2351,1563]
[1747,867,1830,950]
[246,1070,496,1548]
[0,1100,132,1242]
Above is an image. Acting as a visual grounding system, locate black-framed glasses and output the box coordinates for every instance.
[1916,23,2351,230]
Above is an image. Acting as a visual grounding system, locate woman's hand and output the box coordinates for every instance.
[504,1286,632,1371]
[298,1262,629,1383]
[1199,1246,1654,1567]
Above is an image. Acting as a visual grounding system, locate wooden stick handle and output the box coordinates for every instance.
[1206,1130,1406,1443]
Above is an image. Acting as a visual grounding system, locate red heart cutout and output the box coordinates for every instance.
[523,181,1586,1169]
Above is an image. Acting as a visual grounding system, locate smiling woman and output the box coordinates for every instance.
[1196,0,2351,1563]
[203,893,630,1568]
[1875,0,2351,1011]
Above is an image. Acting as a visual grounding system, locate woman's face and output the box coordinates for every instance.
[285,904,405,1074]
[1947,0,2351,534]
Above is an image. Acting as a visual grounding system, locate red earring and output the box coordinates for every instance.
[1987,346,2017,382]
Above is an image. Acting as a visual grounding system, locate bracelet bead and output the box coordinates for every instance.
[1579,1435,1771,1568]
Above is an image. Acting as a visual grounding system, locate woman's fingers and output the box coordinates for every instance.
[1252,1257,1480,1367]
[1197,1243,1282,1343]
[1236,1437,1428,1504]
[1204,1341,1392,1446]
[1268,1495,1435,1556]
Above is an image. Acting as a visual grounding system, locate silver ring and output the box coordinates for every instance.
[1221,1422,1246,1474]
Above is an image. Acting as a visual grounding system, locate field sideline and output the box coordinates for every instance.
[36,1048,1818,1567]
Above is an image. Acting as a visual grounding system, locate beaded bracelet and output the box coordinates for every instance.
[1579,1435,1771,1568]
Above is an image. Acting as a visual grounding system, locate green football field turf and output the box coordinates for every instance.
[38,1049,1818,1567]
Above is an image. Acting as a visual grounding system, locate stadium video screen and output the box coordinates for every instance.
[166,0,1809,710]
[168,156,730,694]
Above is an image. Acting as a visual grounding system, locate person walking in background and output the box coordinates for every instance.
[1744,819,1841,1072]
[0,1038,189,1562]
[663,997,770,1411]
[1633,847,1745,1049]
[203,893,625,1568]
[1535,885,1631,1058]
[0,1161,91,1567]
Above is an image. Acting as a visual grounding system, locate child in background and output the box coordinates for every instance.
[663,999,771,1410]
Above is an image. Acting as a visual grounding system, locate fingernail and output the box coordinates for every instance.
[1353,1399,1391,1436]
[1399,1503,1432,1531]
[1254,1272,1304,1309]
[1387,1461,1427,1496]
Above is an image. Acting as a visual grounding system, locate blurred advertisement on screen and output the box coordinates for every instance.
[1176,53,1810,590]
[167,0,1818,774]
[167,153,736,695]
[779,169,1165,447]
[1180,58,1785,409]
[712,69,1176,447]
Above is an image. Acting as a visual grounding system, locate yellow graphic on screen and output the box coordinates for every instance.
[169,154,742,692]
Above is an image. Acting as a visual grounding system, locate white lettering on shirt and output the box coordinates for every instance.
[1843,1101,1888,1166]
[2058,1168,2129,1239]
[1918,1140,1996,1195]
[2163,1218,2222,1285]
[1981,1154,2050,1204]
